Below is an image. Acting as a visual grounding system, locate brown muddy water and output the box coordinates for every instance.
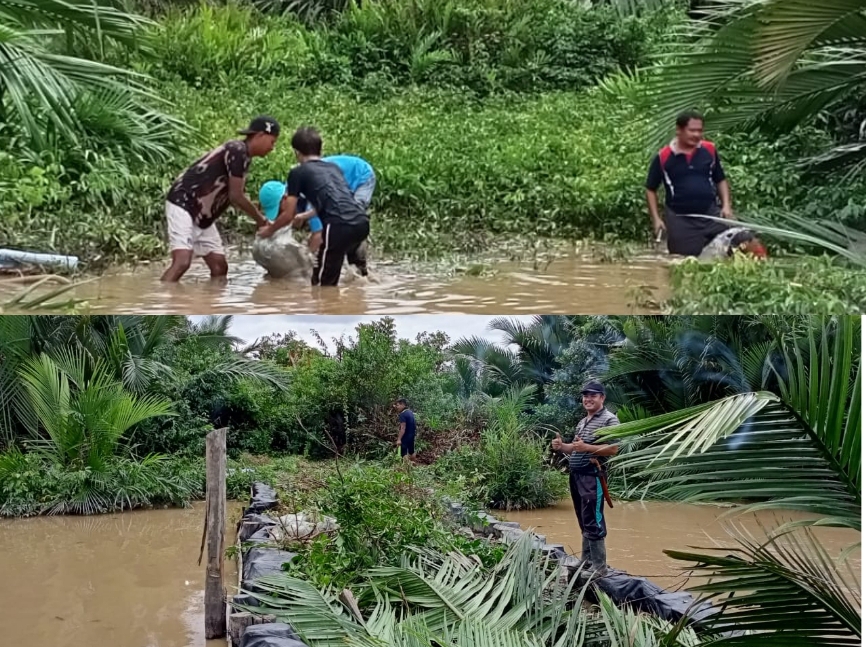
[0,251,671,315]
[0,500,857,646]
[0,503,243,647]
[505,499,862,593]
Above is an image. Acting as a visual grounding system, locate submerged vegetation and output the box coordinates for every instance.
[1,0,863,311]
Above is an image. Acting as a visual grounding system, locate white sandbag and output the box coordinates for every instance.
[270,512,339,541]
[252,229,313,278]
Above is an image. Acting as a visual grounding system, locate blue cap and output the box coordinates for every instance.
[259,181,286,222]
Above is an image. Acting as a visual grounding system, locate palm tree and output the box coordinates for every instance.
[601,315,791,414]
[452,316,590,400]
[595,315,861,643]
[0,315,288,447]
[16,350,175,470]
[0,349,194,514]
[0,0,184,156]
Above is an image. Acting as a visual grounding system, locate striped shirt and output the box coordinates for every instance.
[569,408,621,473]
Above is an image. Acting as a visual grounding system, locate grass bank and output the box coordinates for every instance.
[669,255,866,314]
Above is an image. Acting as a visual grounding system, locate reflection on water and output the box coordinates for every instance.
[0,252,671,315]
[0,504,241,647]
[504,499,862,593]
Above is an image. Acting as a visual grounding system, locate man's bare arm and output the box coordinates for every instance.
[228,176,266,227]
[646,189,664,232]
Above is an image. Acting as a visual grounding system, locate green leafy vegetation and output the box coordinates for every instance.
[0,314,860,644]
[2,0,862,319]
[669,255,866,314]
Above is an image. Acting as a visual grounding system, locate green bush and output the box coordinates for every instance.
[668,255,866,314]
[0,449,203,517]
[286,459,505,588]
[433,391,568,510]
[148,0,666,94]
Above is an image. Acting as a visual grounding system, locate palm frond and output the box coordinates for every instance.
[198,357,290,391]
[666,525,861,646]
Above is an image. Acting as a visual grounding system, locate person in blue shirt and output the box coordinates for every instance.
[394,398,417,461]
[259,154,375,276]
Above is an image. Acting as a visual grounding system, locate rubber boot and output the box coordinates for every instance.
[580,536,591,567]
[588,538,607,576]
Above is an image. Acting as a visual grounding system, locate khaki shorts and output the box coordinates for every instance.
[166,202,225,257]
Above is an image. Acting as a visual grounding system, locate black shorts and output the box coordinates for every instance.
[400,435,415,456]
[664,204,730,256]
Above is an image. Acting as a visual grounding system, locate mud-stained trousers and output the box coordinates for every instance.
[569,470,607,541]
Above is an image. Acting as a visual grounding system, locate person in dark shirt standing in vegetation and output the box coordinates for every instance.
[257,127,370,287]
[551,381,620,573]
[161,116,280,282]
[394,398,417,461]
[645,110,735,257]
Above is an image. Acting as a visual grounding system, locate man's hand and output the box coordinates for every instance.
[551,432,562,451]
[291,215,306,229]
[653,220,667,241]
[394,440,401,447]
[721,205,735,220]
[258,224,274,239]
[573,438,590,453]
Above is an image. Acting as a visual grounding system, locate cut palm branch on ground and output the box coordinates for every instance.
[683,213,866,267]
[238,532,702,647]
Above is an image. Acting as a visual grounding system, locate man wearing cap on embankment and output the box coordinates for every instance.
[161,115,280,282]
[551,380,620,574]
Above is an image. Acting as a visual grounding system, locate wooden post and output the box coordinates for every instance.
[205,427,227,639]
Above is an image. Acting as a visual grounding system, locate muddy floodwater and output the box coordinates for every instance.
[0,252,671,314]
[0,500,858,646]
[505,499,862,592]
[0,504,242,647]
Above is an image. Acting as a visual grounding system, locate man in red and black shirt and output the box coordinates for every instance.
[161,116,280,282]
[645,111,735,256]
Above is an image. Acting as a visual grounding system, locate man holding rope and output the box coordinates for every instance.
[552,380,620,573]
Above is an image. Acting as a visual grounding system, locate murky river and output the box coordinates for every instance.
[0,252,671,315]
[0,504,242,647]
[505,499,862,592]
[0,500,858,646]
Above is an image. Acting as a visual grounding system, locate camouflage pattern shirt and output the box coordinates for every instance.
[167,140,251,229]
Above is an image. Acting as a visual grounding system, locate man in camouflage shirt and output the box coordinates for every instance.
[161,115,280,282]
[552,380,620,572]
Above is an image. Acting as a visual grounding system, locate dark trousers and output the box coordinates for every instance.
[400,434,415,456]
[664,203,729,256]
[312,220,370,286]
[569,471,607,541]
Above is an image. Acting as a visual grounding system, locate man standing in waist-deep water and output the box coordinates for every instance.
[394,398,417,461]
[161,115,280,282]
[645,110,735,256]
[551,381,620,573]
[258,127,370,287]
